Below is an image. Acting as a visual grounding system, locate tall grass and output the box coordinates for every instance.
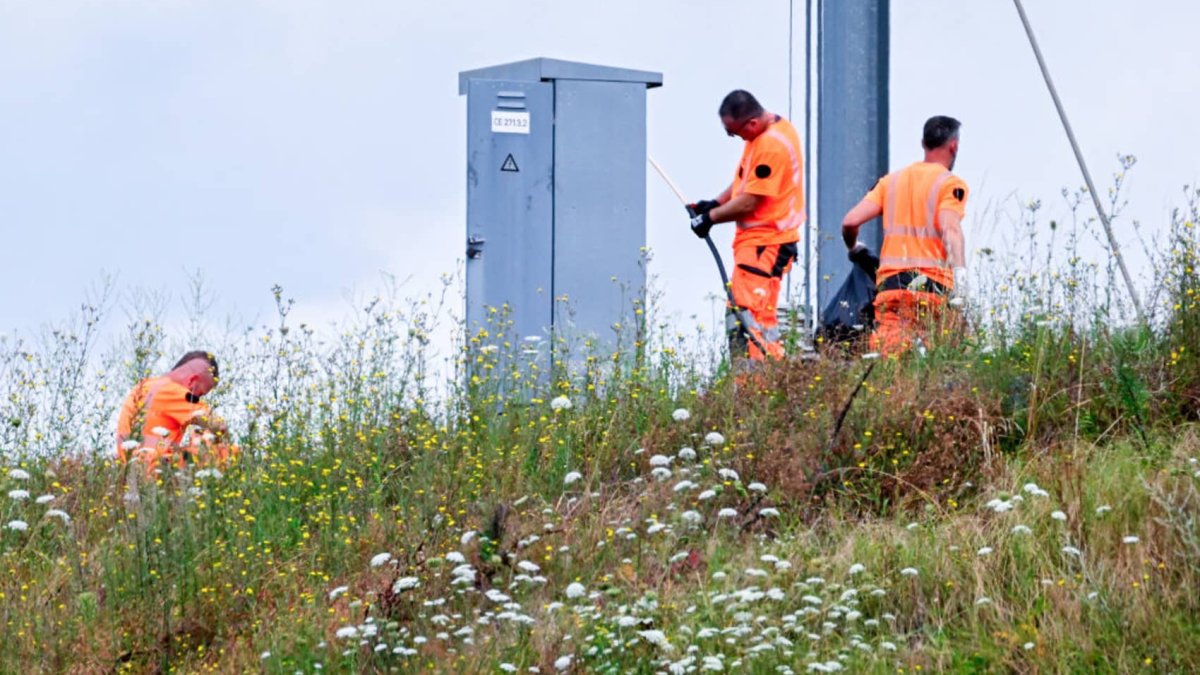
[1,176,1199,673]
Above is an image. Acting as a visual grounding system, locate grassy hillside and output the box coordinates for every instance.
[2,196,1199,673]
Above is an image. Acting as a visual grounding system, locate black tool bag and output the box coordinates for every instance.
[817,250,879,344]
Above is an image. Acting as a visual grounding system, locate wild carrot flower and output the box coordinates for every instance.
[747,482,767,493]
[554,655,573,670]
[672,408,691,422]
[1095,504,1112,515]
[900,567,918,577]
[393,577,420,592]
[7,469,30,481]
[8,489,29,501]
[697,489,717,501]
[550,395,573,411]
[565,582,586,599]
[1122,535,1139,544]
[717,468,739,482]
[649,454,672,467]
[6,520,28,531]
[673,480,696,492]
[335,626,358,639]
[517,560,541,573]
[1011,524,1033,535]
[759,507,780,517]
[975,596,993,606]
[677,447,697,461]
[328,586,349,600]
[848,563,866,575]
[651,467,672,481]
[717,508,738,519]
[704,432,725,446]
[563,471,582,485]
[1051,510,1067,521]
[977,547,993,556]
[45,509,70,523]
[638,629,673,651]
[369,553,392,568]
[445,551,466,564]
[1062,545,1081,557]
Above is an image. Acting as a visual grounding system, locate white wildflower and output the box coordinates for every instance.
[651,467,672,481]
[775,560,792,571]
[1011,524,1033,535]
[554,655,573,670]
[650,454,672,467]
[335,626,358,639]
[8,489,29,501]
[6,520,28,531]
[672,408,691,422]
[1023,642,1035,651]
[8,469,30,481]
[369,553,393,568]
[1023,483,1050,497]
[460,531,477,545]
[677,447,697,461]
[862,352,881,360]
[150,426,170,437]
[485,589,511,603]
[563,471,582,485]
[672,475,700,492]
[977,547,993,556]
[647,522,667,535]
[550,395,573,411]
[393,577,420,592]
[747,482,767,493]
[848,563,866,575]
[681,510,703,526]
[1095,504,1112,515]
[697,489,717,501]
[565,582,586,599]
[704,431,726,446]
[45,509,70,523]
[445,551,467,564]
[985,498,1014,513]
[36,493,54,505]
[975,596,992,606]
[1122,535,1139,545]
[900,567,918,577]
[759,507,780,518]
[517,560,541,573]
[1062,545,1081,557]
[880,641,897,651]
[717,468,739,482]
[638,629,673,651]
[1050,510,1067,522]
[717,508,738,519]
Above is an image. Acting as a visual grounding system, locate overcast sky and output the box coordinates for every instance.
[1,0,1197,343]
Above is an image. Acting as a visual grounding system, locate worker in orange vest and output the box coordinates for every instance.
[116,350,236,473]
[688,90,804,361]
[840,116,968,356]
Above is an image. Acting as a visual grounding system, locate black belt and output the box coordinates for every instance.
[877,271,949,295]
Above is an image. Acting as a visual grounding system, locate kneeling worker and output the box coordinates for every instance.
[840,116,968,355]
[116,350,235,472]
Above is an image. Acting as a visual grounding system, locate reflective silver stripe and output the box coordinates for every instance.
[926,171,951,234]
[885,223,940,239]
[879,255,949,268]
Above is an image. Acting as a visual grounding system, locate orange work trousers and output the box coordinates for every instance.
[870,289,947,356]
[731,242,798,360]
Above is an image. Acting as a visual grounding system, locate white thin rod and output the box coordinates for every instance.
[1011,0,1145,325]
[648,155,689,206]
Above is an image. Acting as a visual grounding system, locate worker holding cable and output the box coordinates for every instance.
[688,90,804,362]
[840,115,968,356]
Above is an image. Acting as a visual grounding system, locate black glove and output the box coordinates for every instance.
[689,211,714,239]
[687,199,720,217]
[848,243,880,276]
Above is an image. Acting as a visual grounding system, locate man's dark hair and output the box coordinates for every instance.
[719,90,765,121]
[173,350,219,379]
[922,116,961,150]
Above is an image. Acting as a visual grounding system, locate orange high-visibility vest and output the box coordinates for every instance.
[730,116,805,248]
[867,162,968,289]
